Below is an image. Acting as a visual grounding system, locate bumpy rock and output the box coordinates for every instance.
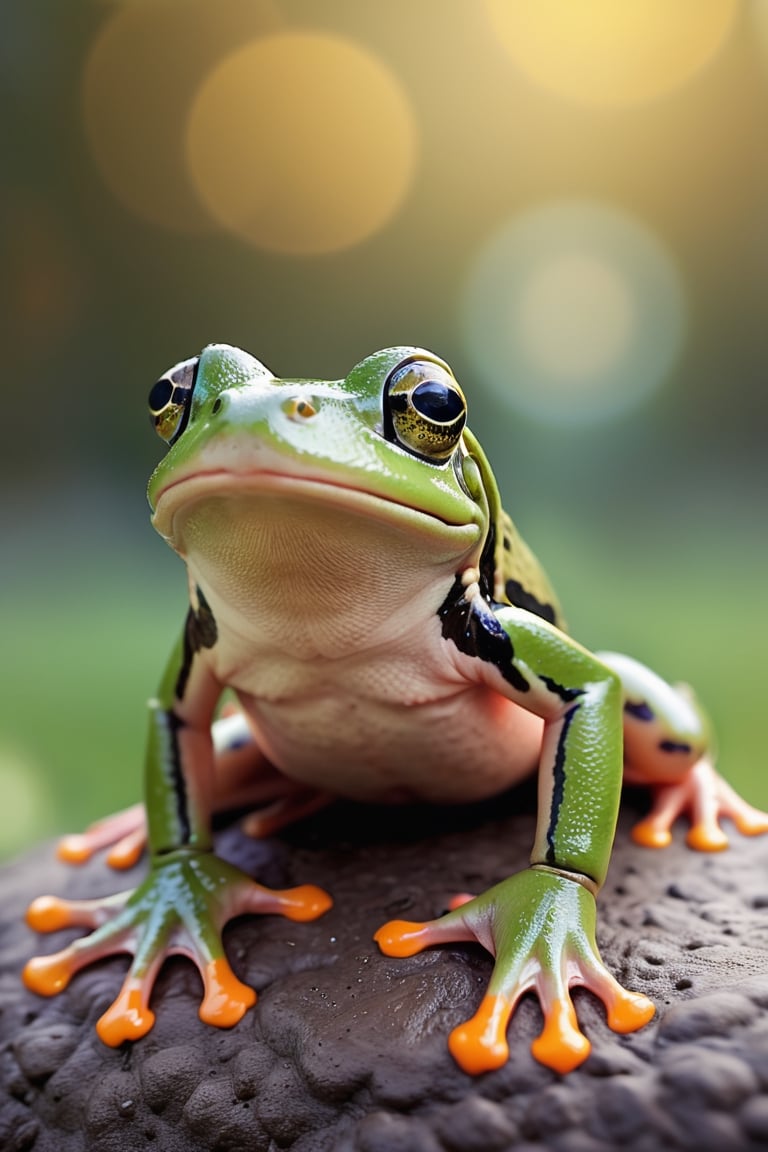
[2,788,768,1151]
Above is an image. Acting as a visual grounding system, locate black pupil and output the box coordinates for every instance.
[149,377,174,411]
[411,380,463,423]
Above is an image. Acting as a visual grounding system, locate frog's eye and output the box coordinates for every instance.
[384,359,467,462]
[148,356,199,445]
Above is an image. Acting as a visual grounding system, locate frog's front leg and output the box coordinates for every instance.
[24,608,332,1046]
[377,586,654,1074]
[601,652,768,851]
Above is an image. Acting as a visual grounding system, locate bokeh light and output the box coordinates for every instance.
[752,0,768,65]
[4,0,768,845]
[462,200,687,425]
[186,31,417,256]
[485,0,738,107]
[81,0,281,232]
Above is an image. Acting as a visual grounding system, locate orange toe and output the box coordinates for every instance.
[199,958,256,1028]
[56,835,92,865]
[97,987,155,1047]
[448,892,475,911]
[530,1000,591,1075]
[106,836,145,871]
[631,820,672,849]
[22,954,73,997]
[731,810,768,837]
[26,895,74,933]
[448,993,512,1076]
[276,884,333,922]
[373,919,429,958]
[686,824,728,852]
[606,990,656,1034]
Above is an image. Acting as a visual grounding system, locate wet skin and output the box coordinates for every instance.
[24,345,768,1074]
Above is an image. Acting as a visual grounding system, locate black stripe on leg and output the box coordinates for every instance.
[546,704,580,865]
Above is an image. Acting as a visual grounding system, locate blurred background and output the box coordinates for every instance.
[1,0,766,858]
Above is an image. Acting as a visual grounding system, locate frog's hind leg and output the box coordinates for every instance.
[58,805,147,871]
[211,710,333,838]
[56,710,330,872]
[599,651,768,851]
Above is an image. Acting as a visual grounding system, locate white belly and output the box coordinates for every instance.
[176,483,540,804]
[233,649,543,805]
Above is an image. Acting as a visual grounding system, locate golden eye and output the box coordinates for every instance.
[148,356,199,444]
[385,359,467,461]
[284,396,318,421]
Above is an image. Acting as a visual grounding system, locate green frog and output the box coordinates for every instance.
[23,345,768,1075]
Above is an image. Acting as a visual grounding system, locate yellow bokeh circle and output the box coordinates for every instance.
[485,0,738,107]
[517,255,633,391]
[462,201,687,426]
[186,32,418,255]
[81,0,281,232]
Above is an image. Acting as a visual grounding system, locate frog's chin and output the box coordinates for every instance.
[152,468,481,556]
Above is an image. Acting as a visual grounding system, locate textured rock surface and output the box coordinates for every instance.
[2,787,768,1151]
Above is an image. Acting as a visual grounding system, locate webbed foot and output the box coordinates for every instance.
[375,868,654,1075]
[631,757,768,851]
[24,849,332,1045]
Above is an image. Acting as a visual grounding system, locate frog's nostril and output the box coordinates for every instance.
[284,397,317,421]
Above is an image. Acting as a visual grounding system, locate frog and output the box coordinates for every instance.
[23,344,768,1075]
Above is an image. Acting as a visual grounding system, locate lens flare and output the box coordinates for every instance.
[462,201,687,426]
[485,0,737,107]
[186,32,417,255]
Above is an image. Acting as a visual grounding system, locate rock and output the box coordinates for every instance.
[2,792,768,1150]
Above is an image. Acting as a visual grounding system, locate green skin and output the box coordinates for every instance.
[23,345,768,1074]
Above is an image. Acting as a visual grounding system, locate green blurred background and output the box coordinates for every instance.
[1,0,766,859]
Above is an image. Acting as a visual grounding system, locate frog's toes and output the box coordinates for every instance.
[711,773,768,839]
[105,826,148,870]
[241,789,332,840]
[23,895,133,998]
[97,951,258,1045]
[95,938,258,1045]
[25,853,332,1046]
[373,919,429,957]
[446,979,593,1076]
[96,977,158,1047]
[448,892,476,911]
[23,951,82,998]
[630,816,674,849]
[632,758,768,852]
[199,957,257,1028]
[448,992,515,1074]
[374,916,474,958]
[376,872,655,1076]
[236,881,333,922]
[57,803,146,870]
[685,821,729,852]
[449,976,654,1077]
[530,995,591,1075]
[26,891,127,934]
[519,965,652,1076]
[575,957,656,1036]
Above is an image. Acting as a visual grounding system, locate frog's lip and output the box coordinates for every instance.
[152,467,480,544]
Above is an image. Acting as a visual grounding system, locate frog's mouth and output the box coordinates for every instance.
[152,467,481,556]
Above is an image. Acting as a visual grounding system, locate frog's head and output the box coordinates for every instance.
[147,344,499,581]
